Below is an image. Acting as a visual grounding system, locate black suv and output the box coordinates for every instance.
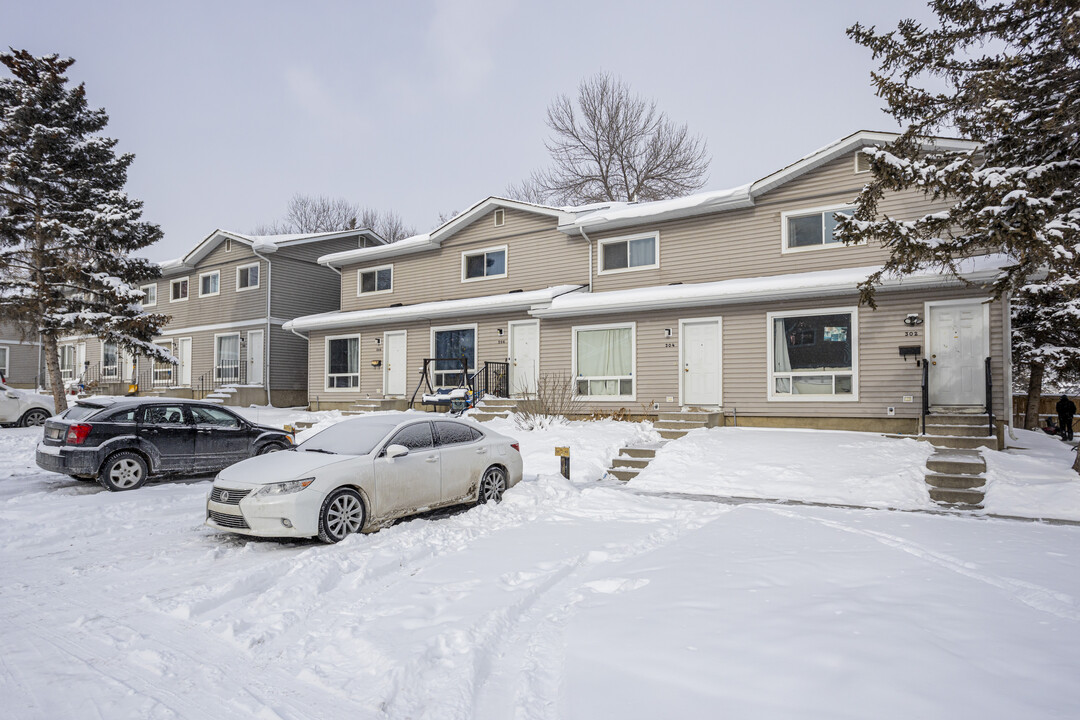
[36,398,294,491]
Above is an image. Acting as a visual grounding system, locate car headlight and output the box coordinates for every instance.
[253,477,315,497]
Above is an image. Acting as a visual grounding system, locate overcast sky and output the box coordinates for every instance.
[5,0,935,262]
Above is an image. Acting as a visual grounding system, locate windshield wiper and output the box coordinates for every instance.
[300,448,337,454]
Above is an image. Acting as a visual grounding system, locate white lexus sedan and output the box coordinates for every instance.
[206,415,523,543]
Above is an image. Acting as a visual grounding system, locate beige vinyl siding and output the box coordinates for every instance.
[158,261,268,328]
[539,287,1005,421]
[338,208,588,312]
[588,153,952,293]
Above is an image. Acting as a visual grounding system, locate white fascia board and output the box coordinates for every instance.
[285,285,586,333]
[558,185,754,236]
[319,233,438,268]
[157,317,281,337]
[530,256,1010,319]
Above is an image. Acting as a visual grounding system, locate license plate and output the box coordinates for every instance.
[46,427,62,440]
[37,443,61,456]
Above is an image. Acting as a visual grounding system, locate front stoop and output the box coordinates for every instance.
[607,411,716,480]
[924,447,987,509]
[469,398,518,423]
[606,443,666,482]
[343,398,409,415]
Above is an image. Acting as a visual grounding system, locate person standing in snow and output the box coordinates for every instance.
[1057,395,1076,442]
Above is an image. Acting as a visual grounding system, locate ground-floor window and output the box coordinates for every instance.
[768,308,857,399]
[153,342,174,386]
[102,341,119,379]
[0,347,8,381]
[215,334,240,383]
[326,335,360,389]
[574,323,635,399]
[432,326,476,387]
[59,345,75,380]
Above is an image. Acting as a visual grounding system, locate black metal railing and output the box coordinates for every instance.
[471,361,510,399]
[921,360,929,435]
[984,356,993,437]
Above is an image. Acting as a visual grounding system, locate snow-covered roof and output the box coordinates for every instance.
[284,285,586,333]
[531,255,1011,318]
[160,228,386,276]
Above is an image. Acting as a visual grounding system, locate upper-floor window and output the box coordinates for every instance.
[598,232,659,274]
[462,246,507,282]
[199,271,220,297]
[358,265,393,295]
[140,284,157,307]
[170,278,189,302]
[236,263,260,291]
[781,205,855,253]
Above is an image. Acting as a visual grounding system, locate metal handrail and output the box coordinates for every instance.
[470,361,510,399]
[921,360,929,436]
[985,356,993,437]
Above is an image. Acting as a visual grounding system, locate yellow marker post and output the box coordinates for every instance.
[555,446,570,479]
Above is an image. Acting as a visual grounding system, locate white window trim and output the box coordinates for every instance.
[571,321,636,402]
[461,245,508,283]
[59,345,75,381]
[596,232,660,275]
[0,346,8,380]
[213,332,242,383]
[324,334,362,392]
[357,264,394,297]
[140,283,157,307]
[199,270,221,298]
[766,306,859,402]
[678,317,723,408]
[170,277,189,303]
[236,262,261,292]
[780,203,860,255]
[101,340,120,380]
[429,323,478,387]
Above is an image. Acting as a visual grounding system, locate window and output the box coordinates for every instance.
[103,408,138,423]
[358,265,393,295]
[59,346,75,380]
[462,246,507,281]
[326,335,360,389]
[152,342,174,386]
[782,205,855,252]
[140,284,157,307]
[387,422,434,452]
[768,308,858,400]
[102,341,119,379]
[191,405,241,428]
[598,233,659,274]
[143,404,187,425]
[199,271,220,297]
[432,326,476,387]
[214,334,240,383]
[170,278,189,302]
[237,263,260,291]
[0,347,7,381]
[434,421,482,446]
[573,323,635,399]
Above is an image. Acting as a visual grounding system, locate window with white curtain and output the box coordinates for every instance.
[102,341,119,379]
[599,233,658,273]
[326,335,360,389]
[215,334,240,382]
[574,324,635,398]
[59,346,75,380]
[769,309,856,399]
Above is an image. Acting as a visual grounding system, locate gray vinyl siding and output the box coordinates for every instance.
[588,152,951,293]
[338,208,588,313]
[0,331,44,387]
[269,256,343,320]
[269,325,308,391]
[275,236,368,264]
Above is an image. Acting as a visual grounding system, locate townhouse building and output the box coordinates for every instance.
[285,131,1011,444]
[0,320,44,388]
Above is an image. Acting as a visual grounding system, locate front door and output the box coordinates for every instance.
[681,319,721,406]
[384,331,407,396]
[178,338,192,386]
[247,330,264,385]
[928,302,986,406]
[509,321,540,396]
[76,343,86,380]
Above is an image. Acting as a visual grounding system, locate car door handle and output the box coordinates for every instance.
[425,456,438,463]
[475,448,488,454]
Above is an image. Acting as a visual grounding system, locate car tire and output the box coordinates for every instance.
[477,466,507,505]
[317,487,366,544]
[20,408,50,427]
[97,451,149,492]
[258,442,285,455]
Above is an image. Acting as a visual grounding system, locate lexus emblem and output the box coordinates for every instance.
[221,491,230,502]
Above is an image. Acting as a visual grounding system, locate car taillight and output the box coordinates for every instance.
[66,424,92,445]
[510,443,520,452]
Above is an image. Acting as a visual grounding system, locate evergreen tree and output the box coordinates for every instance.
[0,50,170,412]
[839,1,1080,466]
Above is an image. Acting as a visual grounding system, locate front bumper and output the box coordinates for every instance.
[205,483,324,538]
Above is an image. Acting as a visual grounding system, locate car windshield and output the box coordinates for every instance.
[297,417,403,456]
[62,404,105,421]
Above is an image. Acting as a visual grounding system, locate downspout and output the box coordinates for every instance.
[1004,291,1017,442]
[580,228,594,293]
[252,246,274,408]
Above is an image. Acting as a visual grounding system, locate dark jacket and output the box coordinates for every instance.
[1058,396,1077,419]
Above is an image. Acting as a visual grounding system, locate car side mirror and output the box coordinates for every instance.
[5,392,18,399]
[386,444,409,460]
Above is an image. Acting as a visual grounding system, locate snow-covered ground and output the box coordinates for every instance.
[3,411,1080,718]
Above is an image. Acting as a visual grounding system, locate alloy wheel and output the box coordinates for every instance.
[326,493,364,538]
[479,467,506,504]
[109,459,144,489]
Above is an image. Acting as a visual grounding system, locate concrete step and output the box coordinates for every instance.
[293,420,316,429]
[608,467,640,482]
[653,420,709,431]
[659,429,693,440]
[611,456,651,469]
[619,445,662,459]
[929,486,985,506]
[923,436,997,450]
[926,413,990,425]
[204,397,225,405]
[656,411,718,423]
[926,424,994,438]
[478,399,518,408]
[469,412,510,423]
[926,450,986,475]
[925,473,986,490]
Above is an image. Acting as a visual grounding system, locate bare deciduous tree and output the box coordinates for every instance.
[254,194,415,242]
[509,73,711,206]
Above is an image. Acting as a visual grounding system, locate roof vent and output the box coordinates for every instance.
[225,238,232,252]
[855,151,872,174]
[509,289,523,293]
[668,282,683,286]
[494,209,505,227]
[389,303,403,308]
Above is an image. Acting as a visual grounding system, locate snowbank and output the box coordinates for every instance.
[984,429,1080,520]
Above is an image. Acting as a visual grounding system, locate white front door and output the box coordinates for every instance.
[247,330,264,385]
[76,343,86,379]
[681,319,722,406]
[178,338,192,386]
[928,302,987,406]
[509,321,540,396]
[122,349,137,383]
[384,331,407,396]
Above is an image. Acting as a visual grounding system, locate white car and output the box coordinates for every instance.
[206,415,523,543]
[0,382,55,427]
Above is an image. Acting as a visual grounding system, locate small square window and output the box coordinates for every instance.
[462,247,507,280]
[598,234,658,273]
[359,266,393,294]
[140,284,157,307]
[237,264,260,290]
[200,272,220,297]
[170,278,188,301]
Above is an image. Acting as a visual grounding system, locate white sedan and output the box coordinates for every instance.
[0,382,55,427]
[206,415,523,543]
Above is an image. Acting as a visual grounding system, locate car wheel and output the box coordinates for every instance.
[20,408,50,427]
[318,488,366,544]
[97,451,149,492]
[258,442,285,455]
[477,466,507,505]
